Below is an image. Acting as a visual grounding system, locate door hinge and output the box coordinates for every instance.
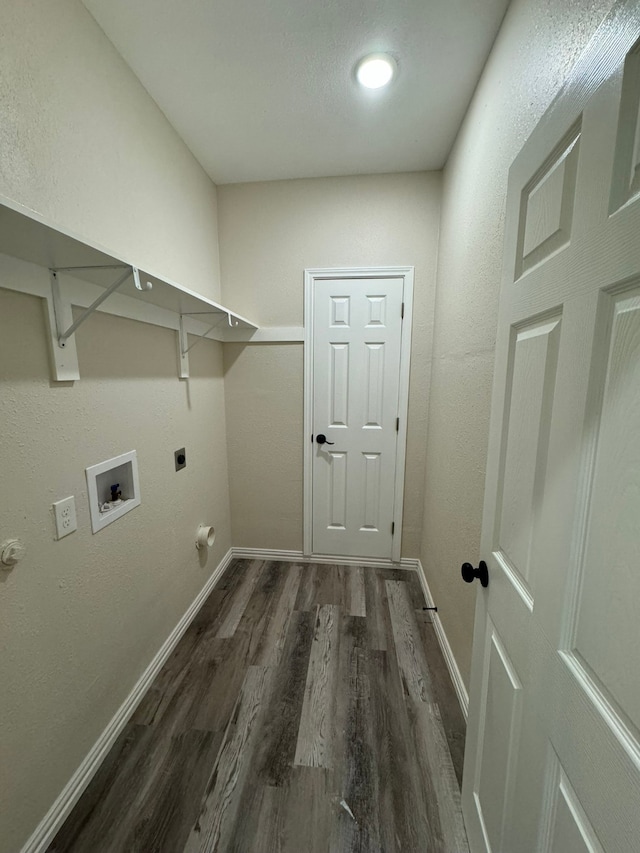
[396,417,399,432]
[401,302,405,319]
[391,522,395,535]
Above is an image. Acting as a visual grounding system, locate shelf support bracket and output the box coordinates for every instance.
[52,266,134,348]
[46,269,80,382]
[45,263,151,382]
[178,315,190,378]
[182,321,220,355]
[177,312,229,378]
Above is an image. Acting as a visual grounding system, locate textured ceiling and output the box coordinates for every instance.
[83,0,510,184]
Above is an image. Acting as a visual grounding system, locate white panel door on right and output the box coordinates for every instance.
[463,7,640,853]
[311,277,404,559]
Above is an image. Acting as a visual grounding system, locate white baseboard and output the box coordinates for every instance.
[21,547,234,853]
[415,560,470,721]
[231,546,419,571]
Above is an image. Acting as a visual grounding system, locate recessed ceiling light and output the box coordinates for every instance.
[356,53,397,89]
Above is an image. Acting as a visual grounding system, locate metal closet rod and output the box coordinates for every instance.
[51,263,150,347]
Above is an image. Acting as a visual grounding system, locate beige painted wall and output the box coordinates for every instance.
[420,0,616,688]
[0,0,221,300]
[0,3,231,850]
[0,278,231,853]
[219,173,441,556]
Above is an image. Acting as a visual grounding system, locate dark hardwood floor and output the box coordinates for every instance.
[48,560,469,852]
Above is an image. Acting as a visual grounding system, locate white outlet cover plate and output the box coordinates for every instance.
[53,495,77,539]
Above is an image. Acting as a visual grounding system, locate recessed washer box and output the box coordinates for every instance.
[86,450,141,533]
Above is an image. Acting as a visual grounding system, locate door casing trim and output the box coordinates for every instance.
[303,266,414,563]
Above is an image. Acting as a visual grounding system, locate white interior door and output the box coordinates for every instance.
[305,270,411,560]
[463,7,640,852]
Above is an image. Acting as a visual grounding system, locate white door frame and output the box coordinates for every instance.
[303,266,414,563]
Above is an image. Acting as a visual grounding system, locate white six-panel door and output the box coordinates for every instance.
[463,5,640,851]
[305,271,410,560]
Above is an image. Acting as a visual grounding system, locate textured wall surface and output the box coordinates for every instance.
[420,0,616,688]
[223,343,304,549]
[0,5,231,849]
[219,172,441,556]
[0,281,231,853]
[0,0,221,300]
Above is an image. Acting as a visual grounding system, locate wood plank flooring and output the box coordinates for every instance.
[48,560,469,853]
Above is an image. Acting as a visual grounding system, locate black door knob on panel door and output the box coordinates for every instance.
[316,434,335,445]
[461,560,489,588]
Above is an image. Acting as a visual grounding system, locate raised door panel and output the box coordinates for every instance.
[365,294,387,327]
[545,760,604,853]
[611,41,640,212]
[327,452,347,530]
[329,343,349,427]
[493,317,561,609]
[330,295,351,328]
[363,342,385,429]
[516,127,580,278]
[360,452,381,532]
[568,288,640,738]
[473,622,522,853]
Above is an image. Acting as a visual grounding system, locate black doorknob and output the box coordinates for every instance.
[461,560,489,588]
[316,434,335,445]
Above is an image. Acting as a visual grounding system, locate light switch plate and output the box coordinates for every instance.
[53,495,77,539]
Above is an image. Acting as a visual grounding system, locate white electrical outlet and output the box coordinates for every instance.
[53,495,77,540]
